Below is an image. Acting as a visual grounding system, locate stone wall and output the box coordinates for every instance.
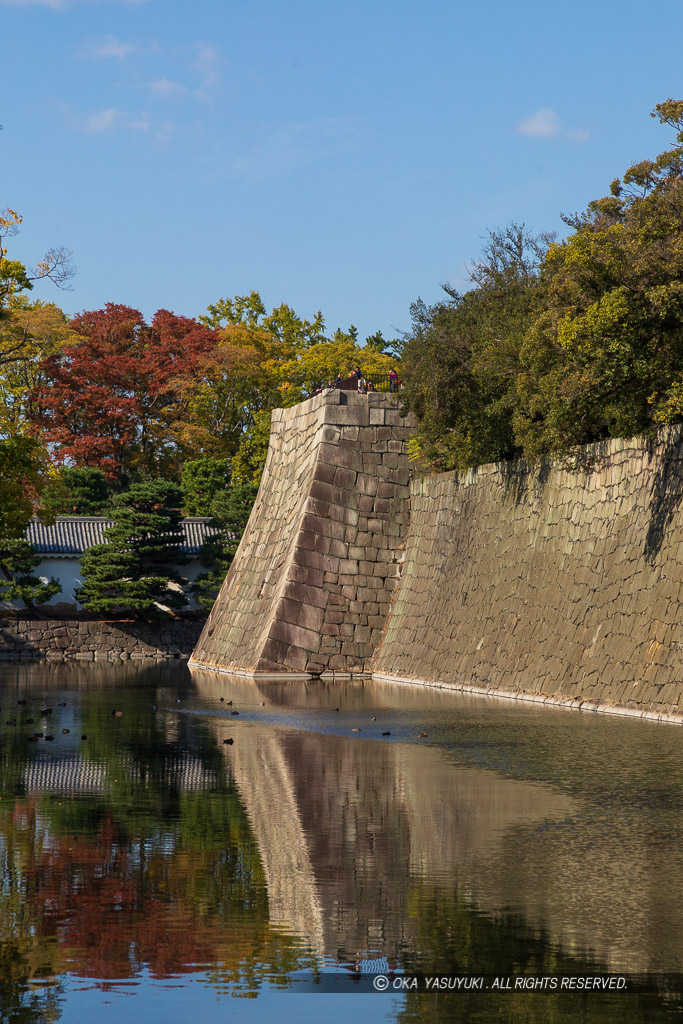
[373,430,683,720]
[190,390,414,676]
[0,618,203,661]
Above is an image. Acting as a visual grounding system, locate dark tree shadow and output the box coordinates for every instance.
[500,455,552,506]
[643,429,683,563]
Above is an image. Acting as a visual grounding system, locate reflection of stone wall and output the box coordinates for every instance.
[0,618,201,661]
[375,430,683,719]
[191,390,414,676]
[192,671,683,970]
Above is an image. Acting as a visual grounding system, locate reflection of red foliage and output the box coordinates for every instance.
[24,814,218,979]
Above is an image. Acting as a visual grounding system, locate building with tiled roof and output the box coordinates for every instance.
[26,516,216,556]
[9,516,219,613]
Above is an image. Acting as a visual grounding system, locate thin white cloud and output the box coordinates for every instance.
[192,43,220,92]
[153,120,176,147]
[517,107,561,138]
[84,107,123,133]
[81,33,140,59]
[516,106,589,142]
[62,102,173,147]
[147,45,221,101]
[149,77,188,97]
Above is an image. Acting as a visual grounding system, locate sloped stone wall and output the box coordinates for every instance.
[373,430,683,719]
[190,390,414,676]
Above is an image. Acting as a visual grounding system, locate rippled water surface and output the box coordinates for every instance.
[1,660,682,1022]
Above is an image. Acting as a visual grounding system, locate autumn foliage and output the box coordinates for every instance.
[33,304,219,479]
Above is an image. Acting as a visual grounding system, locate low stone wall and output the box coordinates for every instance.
[0,618,204,661]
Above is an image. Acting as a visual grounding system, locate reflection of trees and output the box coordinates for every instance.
[397,889,681,1024]
[0,683,315,1002]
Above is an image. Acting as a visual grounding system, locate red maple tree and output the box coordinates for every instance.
[32,304,219,479]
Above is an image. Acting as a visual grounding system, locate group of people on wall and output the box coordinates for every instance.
[308,367,402,399]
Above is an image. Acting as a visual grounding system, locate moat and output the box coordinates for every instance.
[1,660,682,1023]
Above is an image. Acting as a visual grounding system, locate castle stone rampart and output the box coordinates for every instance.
[190,390,414,676]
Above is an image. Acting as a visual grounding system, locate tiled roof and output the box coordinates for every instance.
[26,516,219,556]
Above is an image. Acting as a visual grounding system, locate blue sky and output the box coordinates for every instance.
[3,0,683,343]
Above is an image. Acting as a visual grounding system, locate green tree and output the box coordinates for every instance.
[0,213,74,536]
[0,538,60,611]
[201,290,327,350]
[192,482,258,607]
[230,410,272,486]
[76,480,189,617]
[364,329,401,356]
[41,466,110,516]
[181,457,231,516]
[0,436,50,539]
[401,225,549,470]
[514,99,683,457]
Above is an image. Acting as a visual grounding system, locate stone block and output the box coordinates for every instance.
[268,610,321,651]
[334,467,357,490]
[283,582,329,608]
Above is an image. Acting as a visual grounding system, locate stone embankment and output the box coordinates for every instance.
[374,430,683,722]
[0,619,203,661]
[191,389,414,676]
[190,387,683,723]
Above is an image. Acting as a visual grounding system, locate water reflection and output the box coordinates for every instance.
[0,661,682,1022]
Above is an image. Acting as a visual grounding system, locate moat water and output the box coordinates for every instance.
[0,661,682,1023]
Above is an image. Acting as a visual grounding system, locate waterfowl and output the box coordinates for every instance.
[223,738,234,745]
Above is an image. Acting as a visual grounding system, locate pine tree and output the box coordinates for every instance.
[0,539,60,611]
[77,480,189,617]
[192,482,258,608]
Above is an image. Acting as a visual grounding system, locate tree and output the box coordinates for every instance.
[40,467,110,516]
[0,539,60,611]
[401,225,549,470]
[167,342,266,461]
[76,480,189,617]
[0,213,75,537]
[275,333,397,406]
[33,305,219,480]
[192,482,258,607]
[0,301,80,436]
[0,209,74,322]
[364,329,401,356]
[515,99,683,457]
[181,458,231,516]
[230,410,272,485]
[201,290,327,350]
[0,436,50,539]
